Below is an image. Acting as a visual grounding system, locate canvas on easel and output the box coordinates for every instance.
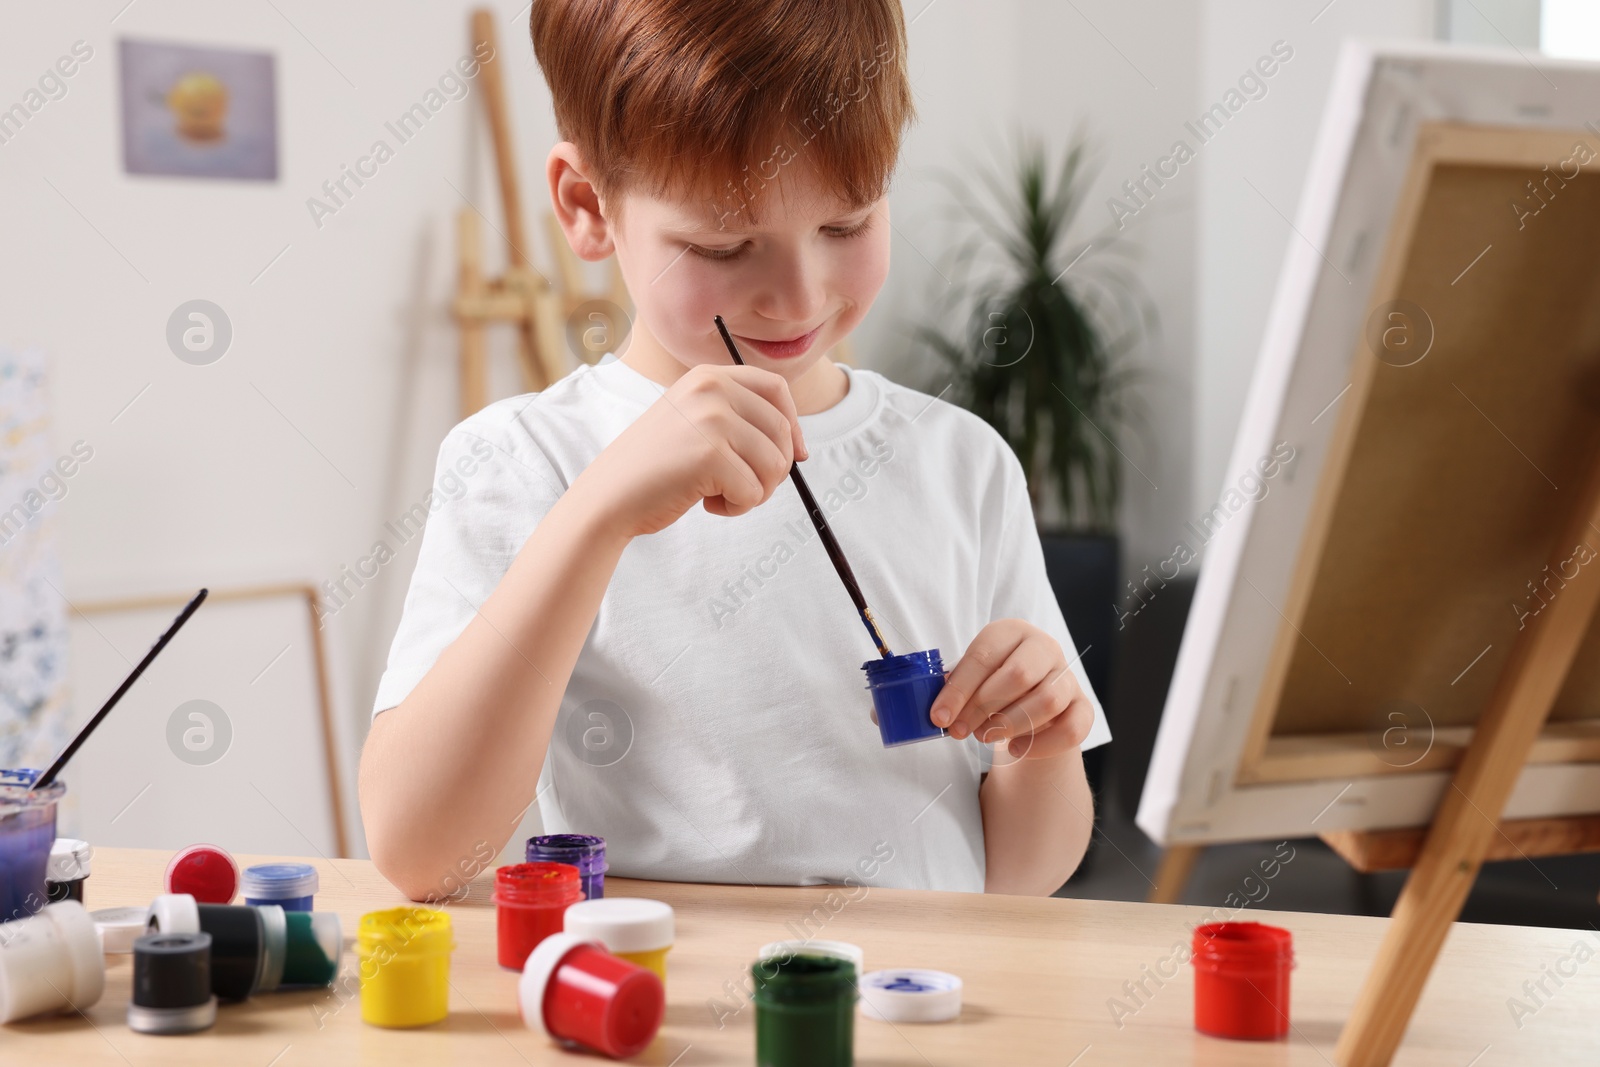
[1136,40,1600,1066]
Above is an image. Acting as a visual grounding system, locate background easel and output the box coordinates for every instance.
[453,8,631,420]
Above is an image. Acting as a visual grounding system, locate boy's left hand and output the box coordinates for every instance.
[928,619,1094,761]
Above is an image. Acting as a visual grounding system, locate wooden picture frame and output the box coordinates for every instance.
[62,583,349,858]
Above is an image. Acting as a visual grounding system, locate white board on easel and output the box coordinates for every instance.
[1138,40,1600,847]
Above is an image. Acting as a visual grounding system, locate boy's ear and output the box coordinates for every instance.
[547,142,614,262]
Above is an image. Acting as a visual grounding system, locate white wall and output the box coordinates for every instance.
[1442,0,1541,48]
[1014,0,1200,570]
[1191,0,1438,515]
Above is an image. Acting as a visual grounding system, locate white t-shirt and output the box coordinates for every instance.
[373,355,1111,892]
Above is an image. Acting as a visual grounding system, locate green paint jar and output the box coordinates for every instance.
[752,953,856,1067]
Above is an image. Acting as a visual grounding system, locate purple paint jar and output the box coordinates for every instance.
[526,834,607,900]
[863,650,950,748]
[0,769,65,924]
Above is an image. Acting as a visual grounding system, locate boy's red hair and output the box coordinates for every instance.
[530,0,915,227]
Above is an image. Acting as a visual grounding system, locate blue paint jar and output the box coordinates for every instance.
[0,769,64,924]
[526,834,607,900]
[862,650,949,748]
[241,863,319,912]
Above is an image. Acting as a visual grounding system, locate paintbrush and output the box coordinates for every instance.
[713,315,892,659]
[32,588,209,791]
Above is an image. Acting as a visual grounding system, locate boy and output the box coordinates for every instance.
[360,0,1111,900]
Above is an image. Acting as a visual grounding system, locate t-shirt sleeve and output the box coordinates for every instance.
[985,447,1113,752]
[370,419,565,717]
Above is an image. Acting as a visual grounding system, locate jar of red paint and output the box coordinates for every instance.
[1191,922,1294,1040]
[493,863,582,970]
[519,932,663,1059]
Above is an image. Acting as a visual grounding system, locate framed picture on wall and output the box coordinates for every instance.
[118,38,278,181]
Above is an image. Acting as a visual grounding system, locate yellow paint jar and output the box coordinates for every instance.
[358,907,453,1028]
[562,899,674,983]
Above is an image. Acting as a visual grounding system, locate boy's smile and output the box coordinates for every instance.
[731,323,823,360]
[547,144,891,415]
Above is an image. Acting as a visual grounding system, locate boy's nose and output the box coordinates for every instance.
[753,250,829,327]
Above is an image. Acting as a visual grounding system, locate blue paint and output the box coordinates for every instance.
[0,769,63,924]
[880,976,938,992]
[241,863,318,912]
[862,650,949,748]
[526,834,607,899]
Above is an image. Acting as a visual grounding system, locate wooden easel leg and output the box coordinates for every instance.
[1335,445,1600,1067]
[1147,844,1202,904]
[532,287,571,384]
[300,585,348,858]
[457,210,488,420]
[502,267,550,393]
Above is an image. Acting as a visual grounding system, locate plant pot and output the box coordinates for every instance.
[1037,527,1119,791]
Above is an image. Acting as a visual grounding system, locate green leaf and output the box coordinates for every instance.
[909,129,1154,532]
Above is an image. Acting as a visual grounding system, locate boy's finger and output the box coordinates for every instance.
[929,626,1026,733]
[722,375,798,466]
[973,675,1062,746]
[721,416,793,499]
[1005,700,1092,761]
[947,642,1054,740]
[725,366,807,461]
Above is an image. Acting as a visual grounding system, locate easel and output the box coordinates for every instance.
[453,8,632,420]
[1333,447,1600,1065]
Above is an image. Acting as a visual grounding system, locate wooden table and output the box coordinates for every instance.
[3,848,1593,1064]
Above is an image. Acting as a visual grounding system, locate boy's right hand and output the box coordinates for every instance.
[577,363,809,539]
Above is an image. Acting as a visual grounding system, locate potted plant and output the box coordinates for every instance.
[914,133,1153,807]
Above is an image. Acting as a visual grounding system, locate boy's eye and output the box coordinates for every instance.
[823,217,874,240]
[684,217,874,263]
[687,242,751,262]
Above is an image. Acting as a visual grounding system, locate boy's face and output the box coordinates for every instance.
[555,146,890,386]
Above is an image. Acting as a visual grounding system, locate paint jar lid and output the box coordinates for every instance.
[758,939,864,974]
[256,903,288,994]
[48,838,92,882]
[526,834,608,875]
[241,862,319,900]
[0,901,106,1022]
[494,862,583,907]
[131,931,212,1009]
[519,934,661,1057]
[1191,922,1294,973]
[358,907,452,957]
[562,898,673,953]
[283,911,342,987]
[92,906,150,954]
[146,893,202,935]
[859,968,962,1022]
[519,932,597,1034]
[165,844,238,904]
